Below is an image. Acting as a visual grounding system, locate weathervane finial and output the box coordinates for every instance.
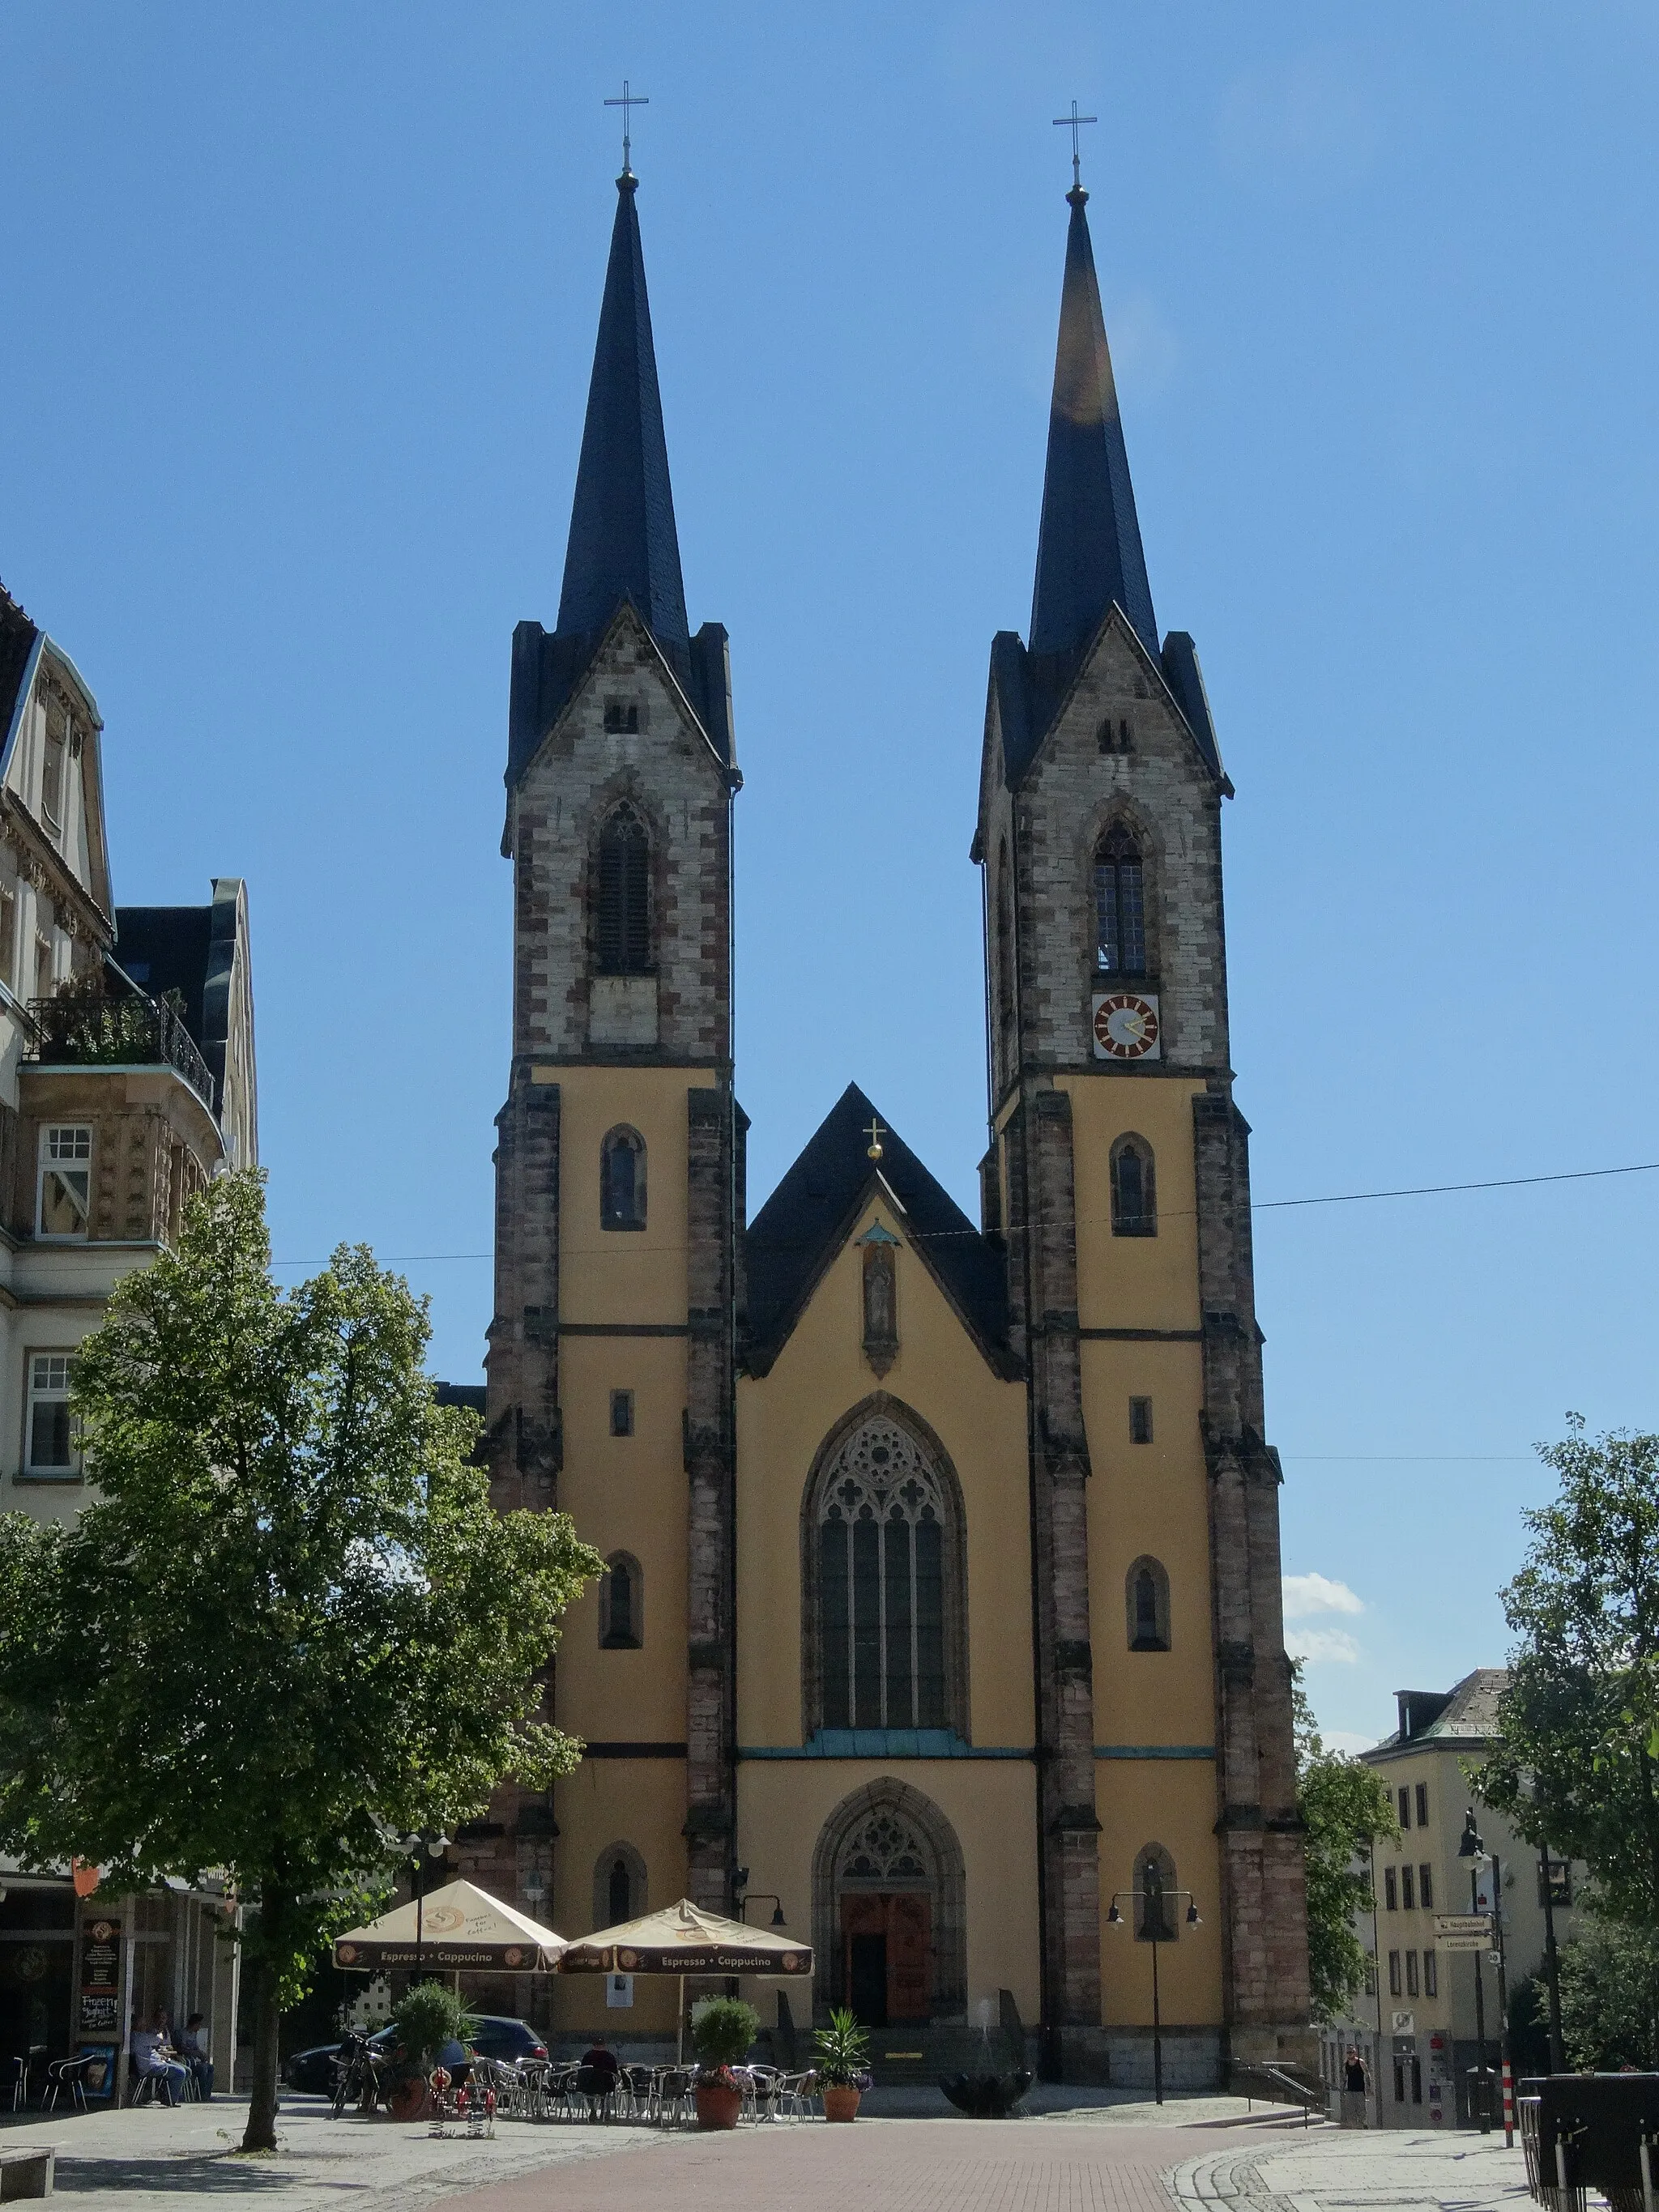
[604,79,650,178]
[1051,98,1098,192]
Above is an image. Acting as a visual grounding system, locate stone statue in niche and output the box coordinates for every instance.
[861,1235,898,1377]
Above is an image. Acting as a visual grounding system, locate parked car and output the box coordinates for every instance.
[283,2014,548,2096]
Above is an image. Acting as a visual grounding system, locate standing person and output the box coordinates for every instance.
[1344,2047,1367,2093]
[178,2015,214,2100]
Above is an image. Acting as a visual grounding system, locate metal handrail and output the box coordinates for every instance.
[26,989,216,1113]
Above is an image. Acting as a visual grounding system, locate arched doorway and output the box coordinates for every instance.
[812,1779,966,2026]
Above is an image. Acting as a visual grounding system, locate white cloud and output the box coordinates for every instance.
[1286,1626,1361,1666]
[1283,1571,1364,1620]
[1324,1729,1376,1757]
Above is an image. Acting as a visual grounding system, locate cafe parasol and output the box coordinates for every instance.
[332,1877,569,1974]
[559,1899,812,2061]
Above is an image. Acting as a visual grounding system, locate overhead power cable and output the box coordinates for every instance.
[269,1155,1659,1266]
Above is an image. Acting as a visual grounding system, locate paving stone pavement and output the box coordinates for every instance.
[1,2095,1550,2212]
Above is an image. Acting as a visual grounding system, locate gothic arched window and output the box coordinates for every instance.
[1094,822,1147,976]
[595,803,651,974]
[808,1412,966,1734]
[1133,1843,1181,1941]
[599,1125,646,1230]
[593,1842,646,1930]
[1126,1556,1171,1652]
[1110,1134,1157,1237]
[600,1552,643,1649]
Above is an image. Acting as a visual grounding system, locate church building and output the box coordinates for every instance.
[470,153,1310,2086]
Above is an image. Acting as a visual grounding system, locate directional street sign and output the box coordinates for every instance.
[1435,1912,1494,1952]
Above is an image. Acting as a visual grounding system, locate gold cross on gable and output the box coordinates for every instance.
[604,80,649,176]
[864,1118,886,1161]
[1052,99,1098,190]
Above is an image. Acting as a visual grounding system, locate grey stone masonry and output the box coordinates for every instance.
[485,1074,561,1512]
[505,604,735,1068]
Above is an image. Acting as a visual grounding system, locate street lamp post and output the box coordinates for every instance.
[389,1828,451,1984]
[1458,1809,1513,2145]
[1108,1862,1201,2107]
[1537,1842,1566,2074]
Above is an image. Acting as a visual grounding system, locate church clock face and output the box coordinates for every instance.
[1092,991,1161,1062]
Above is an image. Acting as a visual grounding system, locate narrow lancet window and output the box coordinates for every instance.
[1094,823,1146,975]
[595,804,651,974]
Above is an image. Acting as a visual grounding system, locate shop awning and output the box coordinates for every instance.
[332,1879,568,1971]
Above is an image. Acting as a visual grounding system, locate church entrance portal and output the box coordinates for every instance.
[814,1784,966,2023]
[841,1891,932,2025]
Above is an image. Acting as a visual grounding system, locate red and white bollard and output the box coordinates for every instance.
[1501,2060,1514,2147]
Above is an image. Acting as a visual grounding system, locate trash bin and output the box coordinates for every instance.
[1468,2068,1498,2129]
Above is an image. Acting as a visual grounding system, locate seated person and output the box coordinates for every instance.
[578,2038,621,2092]
[177,2014,214,2100]
[130,2009,189,2103]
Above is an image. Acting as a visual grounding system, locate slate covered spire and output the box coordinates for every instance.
[1028,185,1158,663]
[556,172,690,663]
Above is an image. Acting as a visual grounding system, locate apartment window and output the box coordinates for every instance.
[1129,1396,1153,1444]
[41,731,65,829]
[37,1125,92,1238]
[1423,1949,1438,1997]
[1397,1787,1411,1829]
[1401,1865,1414,1911]
[25,1353,77,1474]
[0,889,15,991]
[34,937,53,1002]
[1388,1950,1401,1996]
[610,1389,634,1438]
[1384,1867,1397,1911]
[1363,1958,1377,1997]
[1419,1863,1434,1910]
[1405,1950,1419,1997]
[1415,1782,1429,1826]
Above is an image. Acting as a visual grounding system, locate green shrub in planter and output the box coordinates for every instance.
[391,1982,477,2069]
[689,1995,761,2071]
[812,2007,870,2086]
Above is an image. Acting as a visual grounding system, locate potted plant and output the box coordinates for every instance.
[386,1984,476,2121]
[689,1995,760,2129]
[813,2007,870,2122]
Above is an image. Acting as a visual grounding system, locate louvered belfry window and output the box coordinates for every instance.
[596,805,651,974]
[1094,822,1146,975]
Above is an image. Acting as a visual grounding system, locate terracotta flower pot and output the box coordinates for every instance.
[695,2081,743,2131]
[822,2083,861,2123]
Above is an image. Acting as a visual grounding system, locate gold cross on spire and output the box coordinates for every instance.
[1052,99,1098,190]
[864,1118,886,1162]
[604,80,649,177]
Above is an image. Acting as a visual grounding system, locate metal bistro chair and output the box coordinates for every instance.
[573,2063,619,2121]
[742,2065,783,2123]
[4,2054,28,2112]
[44,2056,91,2116]
[774,2069,814,2124]
[655,2066,695,2129]
[129,2068,176,2108]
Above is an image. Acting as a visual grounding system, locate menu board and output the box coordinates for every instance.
[79,1916,122,2040]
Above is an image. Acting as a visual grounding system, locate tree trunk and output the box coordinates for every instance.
[241,1951,282,2153]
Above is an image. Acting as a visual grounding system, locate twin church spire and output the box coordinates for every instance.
[548,154,1171,736]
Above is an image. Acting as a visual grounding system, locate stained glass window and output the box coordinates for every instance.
[818,1418,950,1730]
[1094,824,1146,975]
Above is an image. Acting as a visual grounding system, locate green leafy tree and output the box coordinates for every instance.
[1557,1920,1659,2071]
[0,1170,600,2152]
[1479,1419,1659,1932]
[1294,1668,1399,2019]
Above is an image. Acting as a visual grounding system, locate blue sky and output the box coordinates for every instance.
[4,3,1657,1750]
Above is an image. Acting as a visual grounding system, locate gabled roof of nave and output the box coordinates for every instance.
[744,1082,1013,1380]
[505,173,736,809]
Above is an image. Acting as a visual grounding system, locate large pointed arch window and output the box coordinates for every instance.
[809,1413,965,1733]
[1094,822,1146,976]
[595,803,651,974]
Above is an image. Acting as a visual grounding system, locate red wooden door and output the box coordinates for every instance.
[886,1892,931,2021]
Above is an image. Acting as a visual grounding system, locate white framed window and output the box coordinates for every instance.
[25,1352,78,1475]
[34,937,53,1003]
[37,1124,92,1238]
[41,729,65,830]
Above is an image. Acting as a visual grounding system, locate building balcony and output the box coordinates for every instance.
[25,987,217,1115]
